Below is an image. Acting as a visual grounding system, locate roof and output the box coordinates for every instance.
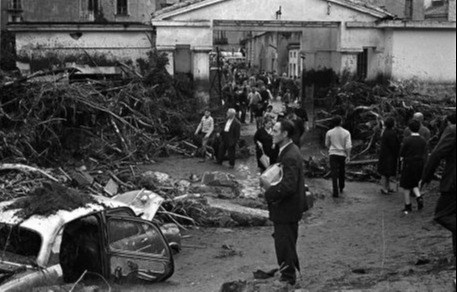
[153,0,394,19]
[0,196,127,233]
[0,196,128,266]
[425,2,449,19]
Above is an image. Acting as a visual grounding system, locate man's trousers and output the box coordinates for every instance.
[273,222,300,282]
[330,155,346,197]
[435,192,456,256]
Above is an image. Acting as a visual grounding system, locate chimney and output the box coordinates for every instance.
[449,0,456,21]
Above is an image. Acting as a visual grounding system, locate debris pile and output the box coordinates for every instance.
[2,182,98,220]
[0,52,199,166]
[312,80,456,181]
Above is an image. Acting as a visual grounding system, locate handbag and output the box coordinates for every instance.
[261,163,283,186]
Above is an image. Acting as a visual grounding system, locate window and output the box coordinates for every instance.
[8,0,22,10]
[88,0,98,12]
[117,0,128,15]
[405,0,413,19]
[357,49,368,80]
[0,224,42,264]
[108,218,169,257]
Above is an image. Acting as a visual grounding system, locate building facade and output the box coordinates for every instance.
[7,0,159,71]
[152,0,456,101]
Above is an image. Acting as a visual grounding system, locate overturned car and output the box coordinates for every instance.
[0,196,174,291]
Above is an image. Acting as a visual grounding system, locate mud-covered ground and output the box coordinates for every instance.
[116,120,456,292]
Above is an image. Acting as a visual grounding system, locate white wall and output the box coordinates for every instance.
[388,29,456,82]
[166,0,377,22]
[15,30,153,62]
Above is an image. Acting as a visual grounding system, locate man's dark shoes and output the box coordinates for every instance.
[417,196,424,210]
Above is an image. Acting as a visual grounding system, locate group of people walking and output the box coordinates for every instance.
[196,99,455,287]
[377,111,456,261]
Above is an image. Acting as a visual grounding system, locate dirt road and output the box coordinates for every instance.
[121,118,455,292]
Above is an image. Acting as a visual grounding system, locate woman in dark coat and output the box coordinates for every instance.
[378,117,401,194]
[254,117,278,172]
[399,119,427,214]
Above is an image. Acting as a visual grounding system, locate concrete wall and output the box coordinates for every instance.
[387,29,456,82]
[14,28,153,64]
[20,0,156,23]
[167,0,377,22]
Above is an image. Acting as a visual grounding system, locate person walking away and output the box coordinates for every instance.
[259,86,271,113]
[378,117,401,194]
[403,112,431,142]
[294,102,310,133]
[217,108,241,169]
[260,120,308,286]
[248,87,261,124]
[399,120,427,214]
[325,115,352,197]
[254,118,277,172]
[421,113,456,264]
[194,109,214,163]
[238,86,248,124]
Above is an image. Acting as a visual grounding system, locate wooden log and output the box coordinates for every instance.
[206,197,269,226]
[0,163,59,182]
[347,159,379,166]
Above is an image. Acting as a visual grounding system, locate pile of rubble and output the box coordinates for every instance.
[0,52,200,166]
[0,163,273,228]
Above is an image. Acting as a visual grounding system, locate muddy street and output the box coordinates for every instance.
[120,121,455,292]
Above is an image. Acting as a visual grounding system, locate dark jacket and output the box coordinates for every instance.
[265,143,307,223]
[422,125,456,193]
[222,118,241,147]
[378,128,400,177]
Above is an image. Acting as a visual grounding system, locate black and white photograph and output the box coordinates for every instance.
[0,0,455,291]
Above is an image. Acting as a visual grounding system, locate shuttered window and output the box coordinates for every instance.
[117,0,128,15]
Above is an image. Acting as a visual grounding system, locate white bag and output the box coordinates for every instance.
[260,163,283,186]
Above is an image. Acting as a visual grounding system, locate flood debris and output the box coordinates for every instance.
[312,80,456,181]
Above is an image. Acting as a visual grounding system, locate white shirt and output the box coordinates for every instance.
[224,118,234,132]
[325,126,352,157]
[279,141,293,157]
[197,116,214,135]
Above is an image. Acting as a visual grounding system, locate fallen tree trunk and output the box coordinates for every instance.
[0,163,59,182]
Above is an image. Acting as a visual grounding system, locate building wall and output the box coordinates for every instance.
[14,28,153,66]
[387,29,456,82]
[18,0,156,23]
[167,0,378,22]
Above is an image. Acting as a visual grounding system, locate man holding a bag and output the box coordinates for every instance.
[260,119,308,286]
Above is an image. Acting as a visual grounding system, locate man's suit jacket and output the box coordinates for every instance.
[265,142,307,224]
[422,125,456,193]
[223,118,241,147]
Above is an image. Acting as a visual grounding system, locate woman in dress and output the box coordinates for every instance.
[378,117,401,194]
[399,120,427,214]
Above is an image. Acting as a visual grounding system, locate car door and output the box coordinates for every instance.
[105,216,174,284]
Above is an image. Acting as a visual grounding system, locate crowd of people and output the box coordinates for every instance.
[195,76,455,286]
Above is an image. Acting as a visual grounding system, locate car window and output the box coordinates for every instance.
[0,224,42,265]
[108,219,169,258]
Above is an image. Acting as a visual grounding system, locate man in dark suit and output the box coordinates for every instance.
[421,113,456,259]
[217,108,241,169]
[260,119,308,286]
